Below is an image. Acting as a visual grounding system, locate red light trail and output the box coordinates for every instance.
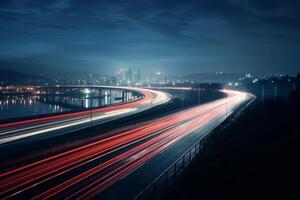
[0,90,252,199]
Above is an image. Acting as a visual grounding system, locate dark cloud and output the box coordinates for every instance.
[0,0,299,75]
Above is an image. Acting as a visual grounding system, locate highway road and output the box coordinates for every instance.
[0,86,171,145]
[0,89,253,200]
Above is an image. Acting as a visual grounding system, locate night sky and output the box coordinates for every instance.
[0,0,299,76]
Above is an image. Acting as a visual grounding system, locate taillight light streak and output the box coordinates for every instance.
[0,90,251,199]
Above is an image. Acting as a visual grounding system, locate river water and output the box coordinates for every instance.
[0,96,70,121]
[0,90,134,121]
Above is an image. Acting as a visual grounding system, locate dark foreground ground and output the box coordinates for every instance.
[164,88,300,200]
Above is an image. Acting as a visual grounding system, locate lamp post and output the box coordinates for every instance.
[89,75,93,127]
[181,88,184,108]
[274,83,277,100]
[90,87,92,127]
[198,88,200,104]
[226,95,228,118]
[262,85,265,102]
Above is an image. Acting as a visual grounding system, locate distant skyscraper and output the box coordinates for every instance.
[137,68,141,83]
[133,72,138,83]
[120,68,126,81]
[87,73,93,85]
[116,67,141,85]
[127,68,133,82]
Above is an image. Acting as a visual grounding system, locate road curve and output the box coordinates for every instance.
[0,86,172,145]
[0,89,253,200]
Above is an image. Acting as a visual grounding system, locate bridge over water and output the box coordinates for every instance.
[1,85,142,110]
[0,86,172,144]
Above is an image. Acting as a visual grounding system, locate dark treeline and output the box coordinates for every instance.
[193,83,223,90]
[164,83,300,199]
[244,73,300,101]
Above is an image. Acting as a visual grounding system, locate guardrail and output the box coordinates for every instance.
[134,96,256,200]
[134,132,210,200]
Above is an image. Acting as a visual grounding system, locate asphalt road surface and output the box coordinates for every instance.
[0,89,253,200]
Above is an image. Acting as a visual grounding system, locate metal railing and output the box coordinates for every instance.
[134,133,210,200]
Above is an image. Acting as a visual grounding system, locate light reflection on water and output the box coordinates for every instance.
[0,96,70,120]
[0,90,137,121]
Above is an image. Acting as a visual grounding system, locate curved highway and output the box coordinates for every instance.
[0,86,172,145]
[0,89,253,200]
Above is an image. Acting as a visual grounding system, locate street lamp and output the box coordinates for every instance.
[226,95,228,118]
[181,88,184,107]
[273,82,277,100]
[262,84,265,103]
[89,76,93,127]
[90,87,93,127]
[198,88,201,104]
